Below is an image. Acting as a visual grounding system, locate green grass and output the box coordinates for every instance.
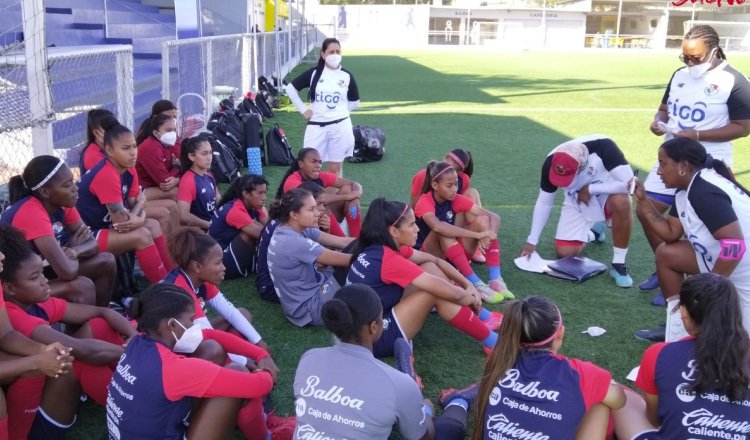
[72,50,750,438]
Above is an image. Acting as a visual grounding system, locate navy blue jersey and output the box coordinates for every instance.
[1,195,78,248]
[77,159,137,231]
[413,193,474,249]
[208,199,264,249]
[177,170,218,222]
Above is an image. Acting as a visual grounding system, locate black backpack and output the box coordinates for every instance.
[258,75,278,97]
[254,91,274,119]
[202,134,242,183]
[241,113,264,162]
[238,94,264,122]
[348,125,385,163]
[113,253,140,302]
[264,124,294,166]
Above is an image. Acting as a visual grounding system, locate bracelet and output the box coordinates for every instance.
[422,404,433,417]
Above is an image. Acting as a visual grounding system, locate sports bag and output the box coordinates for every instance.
[202,134,242,183]
[258,75,279,97]
[348,125,385,163]
[264,124,294,166]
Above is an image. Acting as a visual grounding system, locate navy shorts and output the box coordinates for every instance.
[372,308,407,358]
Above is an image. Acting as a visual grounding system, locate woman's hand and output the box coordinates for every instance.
[113,211,145,233]
[303,109,313,120]
[61,247,79,261]
[67,224,92,247]
[257,356,280,383]
[632,179,647,203]
[577,184,591,205]
[37,343,74,378]
[520,242,537,258]
[650,119,667,136]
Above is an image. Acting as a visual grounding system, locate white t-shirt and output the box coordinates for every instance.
[287,65,360,122]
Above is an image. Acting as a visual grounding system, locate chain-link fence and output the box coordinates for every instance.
[0,0,133,183]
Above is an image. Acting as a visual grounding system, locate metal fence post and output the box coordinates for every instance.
[21,0,54,156]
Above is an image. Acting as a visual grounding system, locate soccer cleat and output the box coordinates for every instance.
[639,272,659,291]
[474,280,503,304]
[482,311,504,331]
[590,222,607,243]
[267,413,296,440]
[394,338,423,390]
[651,293,666,307]
[634,325,666,342]
[471,248,486,264]
[439,383,480,409]
[488,279,515,300]
[609,264,633,288]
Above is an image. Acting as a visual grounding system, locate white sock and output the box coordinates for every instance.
[586,230,596,242]
[612,247,628,265]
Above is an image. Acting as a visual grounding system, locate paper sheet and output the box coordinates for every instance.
[513,252,556,273]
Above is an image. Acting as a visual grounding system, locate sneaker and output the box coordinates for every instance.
[439,383,480,409]
[394,338,423,390]
[651,293,666,307]
[634,325,666,342]
[474,281,503,304]
[488,279,515,300]
[591,221,607,243]
[639,272,659,291]
[471,248,486,264]
[609,264,633,288]
[482,311,504,331]
[267,413,296,440]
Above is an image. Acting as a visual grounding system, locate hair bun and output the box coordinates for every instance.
[127,298,143,319]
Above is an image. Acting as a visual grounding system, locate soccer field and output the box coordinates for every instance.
[74,49,750,438]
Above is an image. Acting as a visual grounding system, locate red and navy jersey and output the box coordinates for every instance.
[481,351,611,440]
[81,142,106,175]
[207,199,265,249]
[1,196,80,248]
[636,338,750,439]
[282,170,337,194]
[161,268,219,320]
[4,297,68,338]
[410,169,470,198]
[77,159,139,231]
[414,192,474,249]
[345,245,423,313]
[177,170,218,222]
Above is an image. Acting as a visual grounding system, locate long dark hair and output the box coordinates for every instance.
[217,174,268,209]
[151,99,177,115]
[473,296,562,440]
[268,188,312,223]
[81,109,118,171]
[321,284,383,344]
[179,136,211,174]
[276,148,319,199]
[685,24,727,61]
[420,160,456,195]
[136,113,173,146]
[308,38,341,102]
[681,273,750,402]
[0,224,36,283]
[168,227,219,270]
[448,148,474,177]
[352,198,409,257]
[660,137,749,195]
[8,155,65,204]
[128,283,194,333]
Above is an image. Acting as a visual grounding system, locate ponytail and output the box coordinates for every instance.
[128,284,194,333]
[420,160,455,195]
[275,148,318,199]
[448,148,474,177]
[168,227,219,270]
[321,284,382,344]
[8,155,66,204]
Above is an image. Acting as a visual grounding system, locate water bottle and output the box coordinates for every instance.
[247,147,262,175]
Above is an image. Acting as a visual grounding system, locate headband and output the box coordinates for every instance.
[30,160,64,192]
[447,152,466,170]
[431,165,453,182]
[390,205,409,228]
[521,306,563,348]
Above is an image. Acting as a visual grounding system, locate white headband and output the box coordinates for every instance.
[30,160,64,191]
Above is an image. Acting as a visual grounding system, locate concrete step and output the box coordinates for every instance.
[107,22,174,38]
[47,28,107,46]
[132,35,173,54]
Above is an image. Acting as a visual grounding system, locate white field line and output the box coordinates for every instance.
[361,106,654,113]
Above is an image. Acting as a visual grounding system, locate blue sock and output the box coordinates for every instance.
[445,398,469,412]
[466,273,481,284]
[483,331,498,348]
[478,308,492,321]
[489,266,501,281]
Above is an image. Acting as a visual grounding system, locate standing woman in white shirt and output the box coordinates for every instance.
[284,38,360,176]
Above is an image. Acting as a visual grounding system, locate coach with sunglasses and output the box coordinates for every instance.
[636,24,750,296]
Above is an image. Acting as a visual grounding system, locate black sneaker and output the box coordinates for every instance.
[634,325,666,342]
[394,338,423,389]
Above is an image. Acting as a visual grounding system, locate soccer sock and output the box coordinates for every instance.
[482,331,499,348]
[445,243,475,278]
[236,398,267,440]
[154,235,176,271]
[0,416,7,440]
[445,398,469,413]
[327,213,346,237]
[72,361,113,406]
[135,244,167,283]
[478,308,491,321]
[586,230,597,242]
[486,240,501,280]
[448,306,491,342]
[612,246,628,265]
[346,210,362,237]
[7,375,44,440]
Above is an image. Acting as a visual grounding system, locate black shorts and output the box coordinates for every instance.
[372,308,407,358]
[223,235,256,279]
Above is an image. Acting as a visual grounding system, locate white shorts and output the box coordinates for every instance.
[554,193,610,243]
[303,117,354,163]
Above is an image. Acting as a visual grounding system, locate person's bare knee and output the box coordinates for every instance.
[68,277,96,305]
[143,218,163,238]
[193,339,227,365]
[133,227,155,250]
[556,245,584,259]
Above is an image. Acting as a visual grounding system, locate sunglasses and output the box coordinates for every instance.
[678,48,715,65]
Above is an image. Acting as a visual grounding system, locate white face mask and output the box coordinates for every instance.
[688,49,716,79]
[326,54,342,69]
[159,131,178,147]
[170,319,203,353]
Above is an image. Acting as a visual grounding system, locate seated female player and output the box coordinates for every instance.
[277,148,363,237]
[3,156,116,306]
[208,174,269,279]
[614,273,750,440]
[107,283,293,440]
[0,224,136,437]
[79,109,117,174]
[474,296,625,439]
[415,161,513,303]
[164,227,268,351]
[176,136,219,230]
[267,188,354,327]
[346,198,500,357]
[76,123,173,283]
